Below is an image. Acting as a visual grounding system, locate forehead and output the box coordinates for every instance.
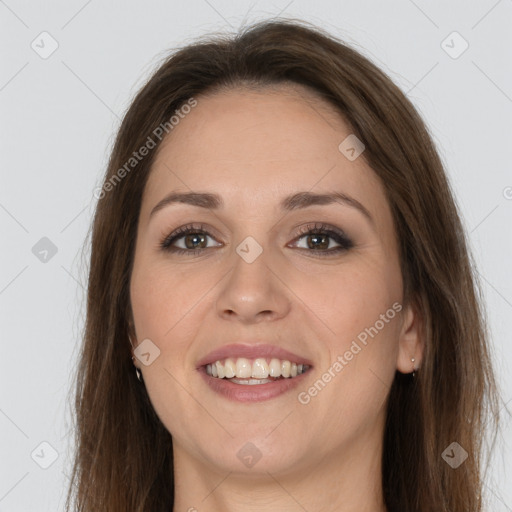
[142,85,386,223]
[154,84,350,169]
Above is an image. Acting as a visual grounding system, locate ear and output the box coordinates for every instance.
[396,297,424,374]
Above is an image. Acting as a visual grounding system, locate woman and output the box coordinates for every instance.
[66,18,500,511]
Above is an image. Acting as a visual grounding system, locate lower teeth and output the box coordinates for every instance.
[229,377,281,385]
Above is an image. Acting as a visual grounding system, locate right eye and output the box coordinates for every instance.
[160,224,222,255]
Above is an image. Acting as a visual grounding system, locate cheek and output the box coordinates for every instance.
[298,288,401,445]
[289,257,402,421]
[130,257,220,375]
[130,256,195,341]
[290,258,401,345]
[130,269,171,341]
[129,261,206,437]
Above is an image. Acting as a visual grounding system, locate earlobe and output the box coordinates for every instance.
[396,298,424,375]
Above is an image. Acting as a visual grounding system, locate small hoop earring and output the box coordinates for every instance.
[131,356,143,383]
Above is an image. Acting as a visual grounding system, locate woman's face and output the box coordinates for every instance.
[129,85,420,477]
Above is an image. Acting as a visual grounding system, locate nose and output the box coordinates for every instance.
[215,243,291,324]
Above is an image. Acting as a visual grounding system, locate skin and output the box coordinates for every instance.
[129,83,423,512]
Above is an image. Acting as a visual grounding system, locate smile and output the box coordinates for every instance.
[205,357,310,383]
[197,343,313,402]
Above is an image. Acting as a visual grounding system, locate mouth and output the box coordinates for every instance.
[197,344,313,402]
[204,357,311,384]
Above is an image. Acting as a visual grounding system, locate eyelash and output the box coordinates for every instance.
[159,222,354,257]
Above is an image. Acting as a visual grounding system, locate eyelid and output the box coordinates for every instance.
[159,223,219,250]
[288,222,353,252]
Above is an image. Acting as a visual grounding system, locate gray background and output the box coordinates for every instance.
[1,1,511,510]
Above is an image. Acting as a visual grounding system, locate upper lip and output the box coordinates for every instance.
[196,343,313,368]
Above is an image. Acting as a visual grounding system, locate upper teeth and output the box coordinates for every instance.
[205,357,310,379]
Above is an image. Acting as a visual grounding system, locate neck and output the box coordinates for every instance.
[171,428,387,512]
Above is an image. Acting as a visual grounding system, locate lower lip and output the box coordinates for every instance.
[198,367,311,402]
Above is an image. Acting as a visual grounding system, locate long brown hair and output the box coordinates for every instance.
[65,18,501,511]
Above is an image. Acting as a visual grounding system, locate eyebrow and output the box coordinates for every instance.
[149,190,374,226]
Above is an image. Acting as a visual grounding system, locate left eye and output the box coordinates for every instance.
[288,226,354,255]
[292,231,341,250]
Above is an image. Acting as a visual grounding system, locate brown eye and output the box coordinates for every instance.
[160,224,222,255]
[301,232,333,250]
[180,232,208,250]
[290,223,354,256]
